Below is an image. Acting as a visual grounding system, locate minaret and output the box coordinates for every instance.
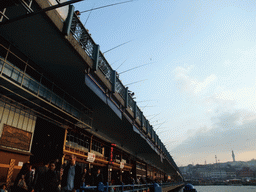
[232,150,235,162]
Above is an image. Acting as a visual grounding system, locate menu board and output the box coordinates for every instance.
[0,124,32,151]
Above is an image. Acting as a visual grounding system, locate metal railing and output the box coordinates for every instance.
[79,182,154,192]
[115,77,126,99]
[98,52,113,83]
[127,94,134,112]
[79,182,183,192]
[70,15,95,58]
[0,56,92,128]
[136,106,142,122]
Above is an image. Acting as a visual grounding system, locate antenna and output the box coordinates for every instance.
[80,1,134,14]
[119,62,154,75]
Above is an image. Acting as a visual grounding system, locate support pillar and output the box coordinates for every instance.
[6,159,15,188]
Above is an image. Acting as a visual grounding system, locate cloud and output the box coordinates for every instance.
[170,110,256,165]
[174,66,216,95]
[171,60,256,166]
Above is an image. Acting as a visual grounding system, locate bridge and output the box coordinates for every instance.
[0,0,183,190]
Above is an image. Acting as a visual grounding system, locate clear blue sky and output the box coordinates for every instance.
[72,0,256,166]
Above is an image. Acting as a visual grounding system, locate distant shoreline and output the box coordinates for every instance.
[192,183,256,186]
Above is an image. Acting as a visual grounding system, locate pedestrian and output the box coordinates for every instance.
[35,161,49,192]
[61,154,82,192]
[81,168,94,186]
[43,161,60,192]
[74,10,81,19]
[13,163,36,192]
[94,169,104,186]
[0,184,8,192]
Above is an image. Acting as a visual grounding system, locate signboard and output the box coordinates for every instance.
[0,124,32,151]
[120,162,124,169]
[18,162,24,167]
[87,152,95,163]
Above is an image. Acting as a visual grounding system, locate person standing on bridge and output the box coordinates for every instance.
[61,155,81,192]
[94,169,104,186]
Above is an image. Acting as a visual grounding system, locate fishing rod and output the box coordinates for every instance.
[148,113,161,121]
[137,100,157,103]
[145,113,161,117]
[116,59,128,70]
[84,3,95,26]
[154,120,168,130]
[103,40,133,54]
[119,62,154,75]
[111,59,122,66]
[157,129,171,135]
[0,0,84,26]
[80,0,134,14]
[150,118,165,124]
[124,79,147,86]
[140,106,156,109]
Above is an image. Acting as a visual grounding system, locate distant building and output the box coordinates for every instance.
[225,168,236,179]
[237,167,254,179]
[232,150,236,162]
[211,170,227,179]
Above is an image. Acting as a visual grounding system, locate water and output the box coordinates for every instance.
[176,185,256,192]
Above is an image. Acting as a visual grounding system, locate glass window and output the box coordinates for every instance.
[11,68,23,84]
[2,62,13,77]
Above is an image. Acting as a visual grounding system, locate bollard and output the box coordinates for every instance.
[183,184,197,192]
[122,182,124,192]
[106,182,109,192]
[98,182,105,192]
[153,183,162,192]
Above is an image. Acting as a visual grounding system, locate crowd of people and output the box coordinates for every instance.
[1,154,162,192]
[7,154,105,192]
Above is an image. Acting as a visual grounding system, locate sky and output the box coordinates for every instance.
[71,0,256,166]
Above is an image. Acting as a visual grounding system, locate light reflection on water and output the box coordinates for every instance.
[176,185,256,192]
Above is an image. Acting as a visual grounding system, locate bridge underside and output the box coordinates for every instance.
[0,1,179,176]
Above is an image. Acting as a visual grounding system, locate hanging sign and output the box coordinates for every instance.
[120,161,124,169]
[87,152,95,163]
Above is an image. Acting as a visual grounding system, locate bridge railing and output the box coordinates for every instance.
[127,94,135,113]
[79,182,154,192]
[69,13,178,167]
[98,52,113,83]
[70,14,95,58]
[136,106,142,122]
[79,182,183,192]
[115,77,126,100]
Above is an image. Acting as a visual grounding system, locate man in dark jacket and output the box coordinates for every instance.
[43,161,60,192]
[94,169,104,186]
[61,155,81,192]
[35,161,49,192]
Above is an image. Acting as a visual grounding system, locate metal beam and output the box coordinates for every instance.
[0,0,84,26]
